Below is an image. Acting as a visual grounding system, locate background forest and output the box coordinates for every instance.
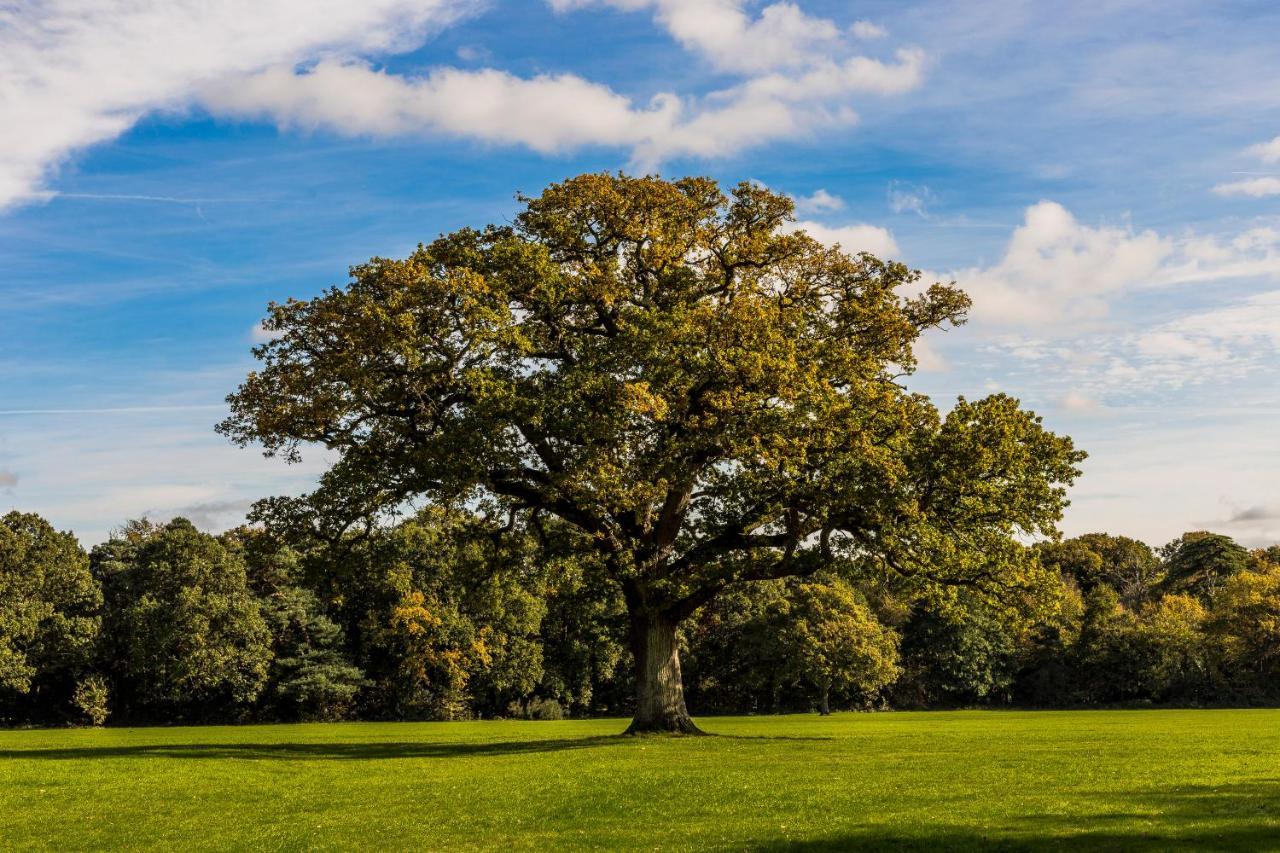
[4,506,1278,727]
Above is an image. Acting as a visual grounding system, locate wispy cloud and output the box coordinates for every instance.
[160,498,256,531]
[1228,505,1280,523]
[850,20,887,40]
[792,188,845,215]
[55,193,252,205]
[1058,390,1104,414]
[201,48,925,169]
[0,0,479,210]
[0,0,928,209]
[941,202,1280,330]
[1213,177,1280,198]
[888,181,933,217]
[1245,135,1280,163]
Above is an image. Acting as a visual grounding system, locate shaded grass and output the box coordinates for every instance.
[2,710,1279,850]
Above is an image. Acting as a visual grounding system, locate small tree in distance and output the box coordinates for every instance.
[220,173,1084,734]
[782,577,899,714]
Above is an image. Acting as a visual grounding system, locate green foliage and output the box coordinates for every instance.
[1038,533,1162,607]
[72,674,109,726]
[259,586,367,721]
[1067,585,1142,703]
[1131,594,1211,701]
[780,577,899,713]
[4,500,1280,720]
[1160,531,1252,600]
[338,508,548,720]
[536,548,629,715]
[1207,561,1280,698]
[521,696,567,720]
[0,511,100,722]
[685,577,898,714]
[94,518,271,720]
[895,590,1023,707]
[685,580,794,713]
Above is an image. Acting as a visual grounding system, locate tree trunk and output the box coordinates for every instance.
[625,611,702,734]
[819,682,831,716]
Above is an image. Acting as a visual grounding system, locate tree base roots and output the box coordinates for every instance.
[623,716,707,736]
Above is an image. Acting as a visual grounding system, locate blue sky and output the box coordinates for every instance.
[2,0,1280,547]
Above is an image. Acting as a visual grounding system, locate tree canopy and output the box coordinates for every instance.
[220,173,1084,732]
[94,518,271,719]
[0,512,99,710]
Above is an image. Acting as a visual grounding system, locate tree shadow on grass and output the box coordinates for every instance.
[0,735,629,762]
[756,781,1280,852]
[0,730,833,762]
[758,826,1280,852]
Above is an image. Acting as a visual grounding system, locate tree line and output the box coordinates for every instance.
[3,507,1278,727]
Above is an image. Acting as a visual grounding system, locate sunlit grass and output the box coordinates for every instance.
[2,710,1279,850]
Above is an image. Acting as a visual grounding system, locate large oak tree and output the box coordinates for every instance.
[220,173,1083,733]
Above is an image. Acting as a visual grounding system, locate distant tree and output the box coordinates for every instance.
[683,580,791,713]
[1208,561,1280,698]
[258,586,368,721]
[536,548,629,716]
[1161,532,1252,600]
[347,508,547,720]
[1131,594,1211,702]
[780,577,899,714]
[94,518,271,720]
[220,173,1084,733]
[1253,545,1280,569]
[0,512,100,722]
[1071,584,1165,704]
[895,590,1022,707]
[223,528,368,721]
[71,673,110,726]
[1013,574,1084,706]
[1038,533,1161,608]
[1036,538,1104,590]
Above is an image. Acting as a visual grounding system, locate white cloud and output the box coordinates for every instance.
[0,0,476,210]
[1,0,926,207]
[251,322,281,344]
[203,63,679,154]
[454,45,490,63]
[888,181,933,217]
[201,47,925,168]
[792,188,845,215]
[945,201,1280,330]
[550,0,841,74]
[1058,389,1102,414]
[1132,289,1280,373]
[851,20,888,40]
[733,48,926,101]
[1245,135,1280,164]
[1213,177,1280,198]
[0,400,327,546]
[0,469,17,490]
[912,338,949,372]
[790,221,899,259]
[949,202,1167,327]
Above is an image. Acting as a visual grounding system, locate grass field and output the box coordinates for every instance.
[2,710,1279,850]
